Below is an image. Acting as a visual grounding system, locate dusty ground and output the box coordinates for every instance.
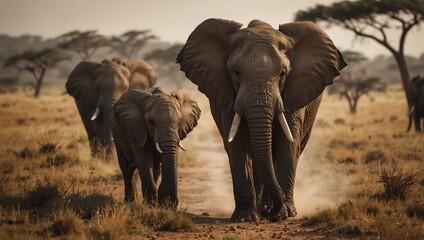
[0,85,422,239]
[107,90,355,239]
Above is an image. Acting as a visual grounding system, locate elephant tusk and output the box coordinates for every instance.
[406,105,415,116]
[155,142,163,153]
[178,142,186,151]
[228,113,241,143]
[91,107,100,121]
[278,112,294,142]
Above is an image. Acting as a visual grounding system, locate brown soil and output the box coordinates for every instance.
[109,96,333,239]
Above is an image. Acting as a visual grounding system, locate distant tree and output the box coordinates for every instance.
[328,51,386,113]
[3,48,70,97]
[145,44,186,88]
[57,30,109,61]
[109,30,158,59]
[295,0,424,98]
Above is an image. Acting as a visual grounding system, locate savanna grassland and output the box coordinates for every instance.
[0,85,423,239]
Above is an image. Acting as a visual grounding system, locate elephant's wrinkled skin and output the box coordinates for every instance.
[406,75,424,132]
[177,19,346,222]
[66,58,157,159]
[111,87,200,207]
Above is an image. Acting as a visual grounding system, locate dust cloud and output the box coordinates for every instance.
[183,95,353,218]
[294,140,353,216]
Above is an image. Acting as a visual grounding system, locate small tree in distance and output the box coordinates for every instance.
[145,44,186,88]
[4,48,70,97]
[328,51,386,114]
[58,30,109,61]
[109,30,158,59]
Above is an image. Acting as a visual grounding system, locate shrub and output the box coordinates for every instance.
[378,170,417,200]
[67,191,115,220]
[49,210,82,236]
[364,150,387,164]
[15,147,39,159]
[25,179,67,209]
[46,152,79,167]
[38,141,61,154]
[406,202,424,220]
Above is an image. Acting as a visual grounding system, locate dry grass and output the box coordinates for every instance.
[0,89,194,239]
[301,85,424,239]
[0,85,423,239]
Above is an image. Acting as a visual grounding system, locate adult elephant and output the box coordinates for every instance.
[66,58,157,159]
[111,87,200,208]
[406,75,424,132]
[177,19,346,222]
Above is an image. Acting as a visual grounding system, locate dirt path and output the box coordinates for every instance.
[166,138,331,239]
[159,98,332,239]
[109,96,335,239]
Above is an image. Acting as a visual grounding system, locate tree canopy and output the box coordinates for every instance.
[4,48,70,97]
[295,0,424,95]
[145,44,186,88]
[58,30,109,61]
[109,30,157,59]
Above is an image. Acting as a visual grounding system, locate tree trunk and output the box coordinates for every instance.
[394,53,410,93]
[33,68,46,98]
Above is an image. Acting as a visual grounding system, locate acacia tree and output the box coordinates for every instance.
[295,0,424,95]
[109,30,157,59]
[145,44,186,88]
[4,48,70,97]
[328,51,386,113]
[58,30,109,61]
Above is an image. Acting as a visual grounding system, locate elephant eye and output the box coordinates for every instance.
[280,70,287,79]
[233,69,240,77]
[148,118,154,126]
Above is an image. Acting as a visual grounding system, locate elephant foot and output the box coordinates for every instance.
[258,198,290,222]
[231,208,258,223]
[269,207,289,222]
[284,199,297,217]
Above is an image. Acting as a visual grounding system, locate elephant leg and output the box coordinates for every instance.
[274,111,304,219]
[116,145,136,202]
[414,113,422,132]
[75,100,98,157]
[153,158,161,185]
[135,147,158,205]
[211,104,257,222]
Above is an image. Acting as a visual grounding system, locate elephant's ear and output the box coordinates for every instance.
[279,21,347,112]
[177,18,242,111]
[123,60,158,90]
[171,90,201,140]
[66,61,100,105]
[113,89,152,147]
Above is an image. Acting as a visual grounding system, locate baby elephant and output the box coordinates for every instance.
[111,87,201,208]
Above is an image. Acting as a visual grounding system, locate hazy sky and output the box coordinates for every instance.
[0,0,423,58]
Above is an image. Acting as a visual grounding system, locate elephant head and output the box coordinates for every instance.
[66,58,157,158]
[113,87,201,205]
[406,75,424,132]
[177,19,346,216]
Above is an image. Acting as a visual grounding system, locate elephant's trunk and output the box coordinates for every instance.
[97,94,118,157]
[244,93,283,218]
[157,131,179,209]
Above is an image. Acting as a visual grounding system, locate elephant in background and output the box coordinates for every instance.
[178,18,346,222]
[66,58,157,159]
[406,75,424,132]
[111,87,200,207]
